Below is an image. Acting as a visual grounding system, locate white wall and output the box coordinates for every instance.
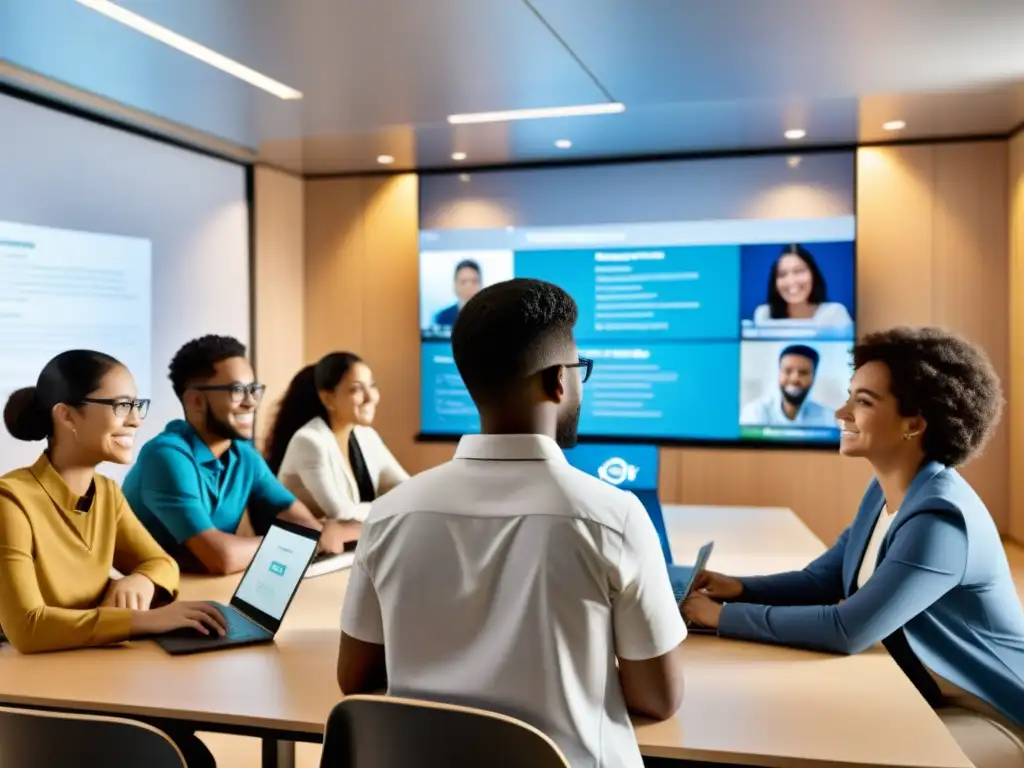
[0,91,250,479]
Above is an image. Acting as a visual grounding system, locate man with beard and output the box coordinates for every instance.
[123,335,349,574]
[336,278,686,768]
[740,344,835,428]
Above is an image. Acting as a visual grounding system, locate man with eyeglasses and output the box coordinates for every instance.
[123,335,349,574]
[337,279,686,768]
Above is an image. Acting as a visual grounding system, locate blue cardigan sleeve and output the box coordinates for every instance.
[718,511,967,654]
[734,525,850,607]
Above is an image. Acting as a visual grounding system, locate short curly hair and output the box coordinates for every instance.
[852,326,1003,466]
[451,278,578,403]
[169,334,247,399]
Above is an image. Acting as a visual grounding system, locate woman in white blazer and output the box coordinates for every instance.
[264,352,409,523]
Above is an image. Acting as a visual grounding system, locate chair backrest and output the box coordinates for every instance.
[320,695,570,768]
[0,706,186,768]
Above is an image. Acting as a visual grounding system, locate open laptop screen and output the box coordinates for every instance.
[563,443,659,492]
[564,443,673,564]
[232,520,320,632]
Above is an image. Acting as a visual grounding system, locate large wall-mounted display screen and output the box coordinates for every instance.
[418,151,855,447]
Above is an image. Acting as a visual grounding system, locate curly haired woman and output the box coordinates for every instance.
[684,327,1024,767]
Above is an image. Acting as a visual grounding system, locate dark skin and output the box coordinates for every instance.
[337,349,686,720]
[778,353,815,421]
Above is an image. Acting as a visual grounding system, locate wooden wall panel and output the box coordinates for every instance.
[298,141,1014,545]
[252,165,305,448]
[931,142,1009,531]
[1010,132,1024,542]
[855,146,936,328]
[304,177,369,358]
[303,176,455,474]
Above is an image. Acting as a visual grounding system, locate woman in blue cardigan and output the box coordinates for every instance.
[685,327,1024,766]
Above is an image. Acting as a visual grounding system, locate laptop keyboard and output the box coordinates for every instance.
[213,603,267,639]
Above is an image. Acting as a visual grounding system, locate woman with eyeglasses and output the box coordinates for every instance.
[0,350,227,764]
[264,352,408,525]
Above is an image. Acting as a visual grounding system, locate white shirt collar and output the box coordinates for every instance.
[454,434,568,463]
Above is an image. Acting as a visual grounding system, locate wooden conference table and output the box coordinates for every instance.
[0,506,972,768]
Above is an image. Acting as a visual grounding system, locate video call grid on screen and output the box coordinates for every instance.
[417,152,856,448]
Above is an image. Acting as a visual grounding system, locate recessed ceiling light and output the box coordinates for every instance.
[554,139,573,149]
[75,0,302,100]
[784,129,806,140]
[447,102,625,125]
[451,152,467,161]
[882,120,907,131]
[376,155,395,165]
[787,156,802,168]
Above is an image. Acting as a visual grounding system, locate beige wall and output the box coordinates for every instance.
[1011,132,1024,542]
[258,141,1014,544]
[252,165,305,448]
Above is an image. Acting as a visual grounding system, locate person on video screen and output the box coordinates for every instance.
[753,244,852,328]
[434,259,482,327]
[741,344,835,427]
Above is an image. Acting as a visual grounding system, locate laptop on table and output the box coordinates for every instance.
[564,443,717,633]
[156,519,320,655]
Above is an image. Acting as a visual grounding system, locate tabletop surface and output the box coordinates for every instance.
[0,505,972,768]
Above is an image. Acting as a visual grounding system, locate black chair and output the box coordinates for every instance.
[320,695,569,768]
[0,705,186,767]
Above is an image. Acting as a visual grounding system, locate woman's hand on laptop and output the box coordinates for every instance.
[130,601,228,637]
[691,570,743,601]
[682,592,723,630]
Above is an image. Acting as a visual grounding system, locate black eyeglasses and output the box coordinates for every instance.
[79,398,151,419]
[194,383,266,404]
[565,356,594,384]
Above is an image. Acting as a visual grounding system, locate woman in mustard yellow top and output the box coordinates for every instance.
[0,350,227,767]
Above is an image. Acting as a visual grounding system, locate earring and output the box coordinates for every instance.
[902,431,919,441]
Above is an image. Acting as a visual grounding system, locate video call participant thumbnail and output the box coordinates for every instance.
[752,244,853,329]
[740,344,835,428]
[433,258,482,327]
[123,335,349,575]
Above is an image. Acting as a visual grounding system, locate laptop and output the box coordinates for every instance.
[156,519,320,655]
[305,550,355,579]
[564,443,717,632]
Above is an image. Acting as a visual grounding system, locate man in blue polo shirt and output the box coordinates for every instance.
[124,335,351,574]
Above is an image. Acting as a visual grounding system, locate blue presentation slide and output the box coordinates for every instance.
[577,342,739,440]
[421,342,478,435]
[421,341,741,440]
[514,245,740,341]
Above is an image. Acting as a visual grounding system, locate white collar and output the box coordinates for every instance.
[454,434,567,463]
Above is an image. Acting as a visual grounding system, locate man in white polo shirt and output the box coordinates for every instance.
[337,277,687,767]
